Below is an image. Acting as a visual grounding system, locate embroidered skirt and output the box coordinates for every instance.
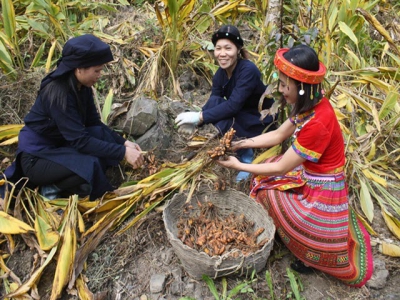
[250,156,373,287]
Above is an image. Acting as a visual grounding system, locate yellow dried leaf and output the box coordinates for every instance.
[334,109,348,121]
[253,145,282,164]
[77,211,85,233]
[366,143,376,160]
[362,169,387,187]
[5,234,15,254]
[35,215,60,251]
[51,218,76,300]
[0,136,19,146]
[335,94,348,108]
[187,141,206,147]
[371,104,381,132]
[379,241,400,257]
[356,8,400,56]
[51,196,78,299]
[0,211,34,234]
[354,212,377,236]
[381,210,400,240]
[392,170,400,181]
[359,179,374,223]
[75,275,94,300]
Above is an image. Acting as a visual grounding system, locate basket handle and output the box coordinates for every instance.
[212,254,245,279]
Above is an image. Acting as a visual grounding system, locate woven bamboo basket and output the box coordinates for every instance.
[163,189,275,279]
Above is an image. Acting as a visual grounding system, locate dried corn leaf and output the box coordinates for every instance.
[4,234,15,254]
[0,211,34,234]
[356,8,400,56]
[75,274,94,300]
[354,211,377,236]
[362,169,387,187]
[51,197,78,299]
[0,136,19,146]
[252,145,281,164]
[381,209,400,240]
[359,179,374,223]
[379,241,400,257]
[34,214,60,251]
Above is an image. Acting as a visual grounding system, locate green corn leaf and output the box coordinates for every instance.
[1,0,16,40]
[379,90,399,120]
[102,88,114,124]
[338,21,358,46]
[30,41,46,68]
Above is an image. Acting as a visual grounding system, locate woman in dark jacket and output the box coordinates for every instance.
[2,34,144,200]
[175,25,276,181]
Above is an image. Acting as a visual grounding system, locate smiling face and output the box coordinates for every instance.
[278,71,299,105]
[214,39,240,77]
[74,65,104,88]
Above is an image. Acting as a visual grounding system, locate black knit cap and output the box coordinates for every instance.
[40,34,114,89]
[211,25,244,47]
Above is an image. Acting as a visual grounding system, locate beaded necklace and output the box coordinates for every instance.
[292,110,314,140]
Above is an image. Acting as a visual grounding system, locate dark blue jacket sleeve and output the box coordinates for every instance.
[85,94,126,145]
[202,60,265,124]
[48,91,126,161]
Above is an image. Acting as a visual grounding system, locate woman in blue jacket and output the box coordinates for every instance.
[175,25,276,181]
[2,34,144,200]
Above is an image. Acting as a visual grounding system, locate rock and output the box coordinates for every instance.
[161,247,174,265]
[184,281,196,294]
[135,110,172,158]
[171,267,183,281]
[118,96,158,136]
[193,282,204,300]
[149,274,166,293]
[170,281,182,296]
[366,258,389,290]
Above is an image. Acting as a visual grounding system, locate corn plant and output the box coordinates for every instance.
[0,0,124,79]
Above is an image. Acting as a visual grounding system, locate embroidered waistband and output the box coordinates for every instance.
[303,170,345,182]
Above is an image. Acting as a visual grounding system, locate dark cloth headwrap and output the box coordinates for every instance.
[211,25,244,48]
[40,34,114,90]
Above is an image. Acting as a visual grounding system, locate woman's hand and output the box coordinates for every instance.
[124,140,142,152]
[124,146,144,169]
[215,156,242,170]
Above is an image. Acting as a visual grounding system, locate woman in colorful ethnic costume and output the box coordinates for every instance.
[1,34,144,200]
[217,44,373,287]
[175,25,276,181]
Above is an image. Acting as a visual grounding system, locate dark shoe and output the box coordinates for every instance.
[61,183,91,198]
[76,183,91,197]
[290,259,314,274]
[40,184,62,200]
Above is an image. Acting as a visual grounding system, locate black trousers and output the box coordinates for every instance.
[20,152,86,192]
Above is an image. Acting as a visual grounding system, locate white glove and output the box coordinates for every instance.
[175,111,201,126]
